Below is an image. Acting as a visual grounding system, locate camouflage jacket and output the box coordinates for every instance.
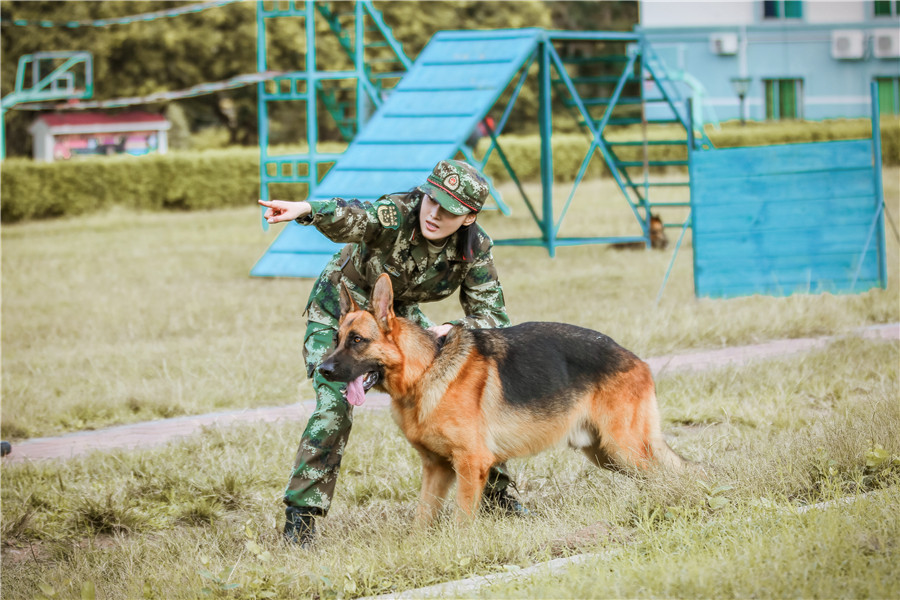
[300,192,510,331]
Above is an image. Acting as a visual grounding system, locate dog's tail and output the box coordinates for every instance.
[644,379,689,472]
[649,429,687,472]
[588,360,687,473]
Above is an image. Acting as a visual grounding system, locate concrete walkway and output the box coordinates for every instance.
[4,323,897,464]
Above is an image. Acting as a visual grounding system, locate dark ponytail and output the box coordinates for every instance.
[456,222,480,261]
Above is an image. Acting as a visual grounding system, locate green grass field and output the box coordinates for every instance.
[1,171,899,598]
[2,172,898,439]
[2,339,897,598]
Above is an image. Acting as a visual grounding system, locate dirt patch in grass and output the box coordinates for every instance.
[542,521,634,558]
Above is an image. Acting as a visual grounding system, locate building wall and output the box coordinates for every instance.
[640,0,869,27]
[638,1,900,122]
[804,1,866,24]
[641,1,758,27]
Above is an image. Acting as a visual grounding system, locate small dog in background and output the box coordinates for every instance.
[611,214,669,250]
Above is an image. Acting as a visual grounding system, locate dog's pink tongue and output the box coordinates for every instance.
[345,375,367,406]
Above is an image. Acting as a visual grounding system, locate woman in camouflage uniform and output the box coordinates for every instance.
[259,160,526,547]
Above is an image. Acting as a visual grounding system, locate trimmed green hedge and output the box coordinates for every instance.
[479,118,899,182]
[2,119,897,223]
[1,149,259,223]
[708,118,899,164]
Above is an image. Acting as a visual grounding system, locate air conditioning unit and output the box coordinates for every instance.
[873,28,900,59]
[709,33,739,56]
[831,30,866,60]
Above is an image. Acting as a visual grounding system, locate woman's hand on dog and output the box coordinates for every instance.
[258,199,311,223]
[428,324,453,338]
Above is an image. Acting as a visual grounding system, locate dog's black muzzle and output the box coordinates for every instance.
[316,358,340,382]
[317,357,382,391]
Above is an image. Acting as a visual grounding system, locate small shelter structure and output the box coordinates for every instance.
[28,111,169,162]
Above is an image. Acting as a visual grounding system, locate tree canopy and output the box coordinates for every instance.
[1,1,637,157]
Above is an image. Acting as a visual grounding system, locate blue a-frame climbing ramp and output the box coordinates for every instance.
[251,28,543,278]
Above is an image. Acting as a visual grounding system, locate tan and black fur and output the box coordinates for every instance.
[318,274,685,526]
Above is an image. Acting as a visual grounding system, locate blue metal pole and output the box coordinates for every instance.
[596,51,639,134]
[14,56,30,94]
[639,38,651,246]
[256,1,269,229]
[355,1,365,132]
[0,106,7,160]
[687,97,701,296]
[538,37,555,256]
[306,0,318,191]
[870,80,887,289]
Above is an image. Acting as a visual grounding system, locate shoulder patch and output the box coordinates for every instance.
[376,202,400,230]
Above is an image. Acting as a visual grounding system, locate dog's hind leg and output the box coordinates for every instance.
[452,452,494,524]
[581,439,629,474]
[589,363,685,473]
[648,435,686,472]
[415,450,455,527]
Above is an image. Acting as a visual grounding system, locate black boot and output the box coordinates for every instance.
[283,507,318,548]
[482,484,530,517]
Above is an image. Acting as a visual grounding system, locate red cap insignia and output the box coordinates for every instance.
[443,174,460,191]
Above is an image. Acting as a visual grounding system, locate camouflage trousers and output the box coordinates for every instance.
[283,321,513,515]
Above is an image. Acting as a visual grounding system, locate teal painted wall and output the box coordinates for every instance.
[639,21,900,122]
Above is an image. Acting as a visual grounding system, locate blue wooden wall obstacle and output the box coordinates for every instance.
[690,86,886,298]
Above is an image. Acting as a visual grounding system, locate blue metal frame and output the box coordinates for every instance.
[256,0,410,229]
[493,31,708,255]
[1,51,93,159]
[253,22,714,263]
[252,27,544,277]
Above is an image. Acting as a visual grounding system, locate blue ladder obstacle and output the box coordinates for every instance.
[251,28,542,278]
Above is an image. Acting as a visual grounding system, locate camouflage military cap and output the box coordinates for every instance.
[418,160,489,215]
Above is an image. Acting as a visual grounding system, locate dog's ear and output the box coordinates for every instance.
[371,273,395,332]
[339,282,360,319]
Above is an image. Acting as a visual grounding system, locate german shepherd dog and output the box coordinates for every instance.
[318,274,685,526]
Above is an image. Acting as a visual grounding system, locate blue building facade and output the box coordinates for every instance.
[637,0,900,122]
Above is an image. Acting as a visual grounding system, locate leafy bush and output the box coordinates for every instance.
[1,149,259,222]
[2,118,896,223]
